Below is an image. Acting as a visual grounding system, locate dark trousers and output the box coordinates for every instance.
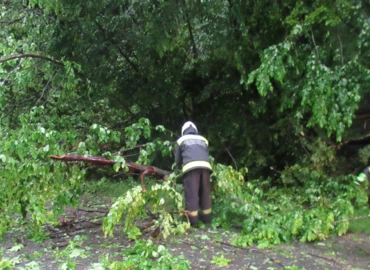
[183,168,212,226]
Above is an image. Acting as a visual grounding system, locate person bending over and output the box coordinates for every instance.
[175,121,212,227]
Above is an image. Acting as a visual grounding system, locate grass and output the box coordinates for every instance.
[86,177,139,199]
[348,208,370,235]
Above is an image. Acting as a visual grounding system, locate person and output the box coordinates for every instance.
[356,167,370,206]
[175,121,212,227]
[356,167,370,185]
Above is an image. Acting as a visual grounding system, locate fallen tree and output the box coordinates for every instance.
[50,155,171,192]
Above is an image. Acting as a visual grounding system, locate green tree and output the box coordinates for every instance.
[1,0,370,240]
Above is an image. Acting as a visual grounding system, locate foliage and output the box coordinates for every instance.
[102,173,189,240]
[0,257,15,270]
[358,146,370,165]
[210,254,231,267]
[0,106,86,237]
[211,163,368,248]
[0,115,172,238]
[53,235,89,269]
[101,153,367,247]
[0,111,368,248]
[2,0,370,179]
[1,0,370,251]
[108,240,190,270]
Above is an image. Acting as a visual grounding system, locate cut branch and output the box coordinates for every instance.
[50,154,171,192]
[0,54,63,66]
[50,154,116,166]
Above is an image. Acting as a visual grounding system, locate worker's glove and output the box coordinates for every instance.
[355,172,367,185]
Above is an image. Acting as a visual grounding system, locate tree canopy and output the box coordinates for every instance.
[1,0,370,242]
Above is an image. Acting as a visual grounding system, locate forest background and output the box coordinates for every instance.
[1,0,370,257]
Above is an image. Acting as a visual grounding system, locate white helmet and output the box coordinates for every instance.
[181,121,197,135]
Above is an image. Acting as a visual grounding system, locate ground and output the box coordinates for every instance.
[1,206,370,270]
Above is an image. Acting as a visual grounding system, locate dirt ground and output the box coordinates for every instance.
[1,206,370,270]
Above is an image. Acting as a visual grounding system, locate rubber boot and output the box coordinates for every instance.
[200,213,212,224]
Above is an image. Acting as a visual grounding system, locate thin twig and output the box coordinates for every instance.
[310,29,320,59]
[180,240,203,250]
[0,96,38,121]
[36,67,58,105]
[337,34,344,65]
[77,208,109,214]
[42,74,66,106]
[81,183,111,206]
[213,240,254,251]
[168,209,191,224]
[118,144,147,153]
[300,138,311,156]
[1,59,24,85]
[306,252,343,265]
[213,240,285,268]
[334,215,370,224]
[225,146,238,170]
[52,242,69,249]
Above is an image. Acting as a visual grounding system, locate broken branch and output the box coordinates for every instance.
[50,154,171,192]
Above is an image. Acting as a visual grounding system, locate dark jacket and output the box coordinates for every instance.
[175,126,212,173]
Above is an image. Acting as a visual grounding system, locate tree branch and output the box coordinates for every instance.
[181,0,198,58]
[0,18,23,25]
[94,20,139,73]
[0,54,63,66]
